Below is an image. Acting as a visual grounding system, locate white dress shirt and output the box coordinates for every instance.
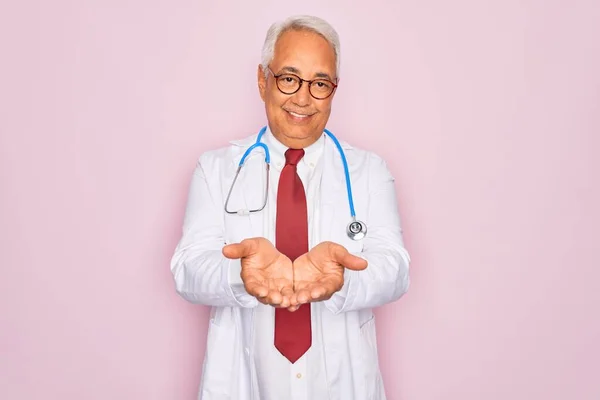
[252,127,330,400]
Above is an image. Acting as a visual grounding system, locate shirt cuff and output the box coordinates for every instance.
[227,258,256,305]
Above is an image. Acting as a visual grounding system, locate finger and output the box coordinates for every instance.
[281,286,295,299]
[304,276,342,301]
[245,281,269,298]
[310,284,328,300]
[297,282,330,302]
[257,295,270,305]
[222,238,257,259]
[266,289,283,306]
[279,287,294,308]
[287,304,301,312]
[332,245,368,271]
[272,289,291,308]
[293,287,313,305]
[276,297,291,309]
[222,243,247,259]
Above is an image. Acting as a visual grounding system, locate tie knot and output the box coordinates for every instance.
[284,148,305,166]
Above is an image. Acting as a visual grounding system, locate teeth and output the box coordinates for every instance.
[289,111,308,118]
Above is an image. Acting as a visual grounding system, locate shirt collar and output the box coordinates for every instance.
[263,125,324,169]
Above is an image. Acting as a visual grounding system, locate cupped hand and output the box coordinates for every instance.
[222,237,294,308]
[289,241,368,310]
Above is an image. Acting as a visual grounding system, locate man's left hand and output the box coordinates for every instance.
[288,241,367,311]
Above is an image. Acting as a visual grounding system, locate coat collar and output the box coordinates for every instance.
[229,127,353,151]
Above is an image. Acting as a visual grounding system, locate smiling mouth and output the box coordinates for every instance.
[286,110,314,119]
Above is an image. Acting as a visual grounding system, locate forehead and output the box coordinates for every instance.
[271,29,336,76]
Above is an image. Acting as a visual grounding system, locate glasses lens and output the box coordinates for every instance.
[309,80,334,99]
[276,74,301,94]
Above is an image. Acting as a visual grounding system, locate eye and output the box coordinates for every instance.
[313,80,332,89]
[277,75,299,85]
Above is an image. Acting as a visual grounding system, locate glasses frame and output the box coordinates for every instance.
[267,67,338,100]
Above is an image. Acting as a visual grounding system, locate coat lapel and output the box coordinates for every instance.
[319,134,351,244]
[227,134,265,240]
[319,133,362,399]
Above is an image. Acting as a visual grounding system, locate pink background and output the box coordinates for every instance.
[1,1,599,399]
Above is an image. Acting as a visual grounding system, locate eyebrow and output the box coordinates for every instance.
[278,66,335,81]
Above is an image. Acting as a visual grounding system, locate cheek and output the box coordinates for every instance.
[316,102,332,118]
[265,92,287,110]
[264,97,279,113]
[265,100,288,126]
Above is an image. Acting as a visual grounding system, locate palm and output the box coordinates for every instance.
[293,251,344,300]
[241,252,294,302]
[223,237,294,307]
[291,241,367,307]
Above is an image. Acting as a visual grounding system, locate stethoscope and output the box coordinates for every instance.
[224,126,367,241]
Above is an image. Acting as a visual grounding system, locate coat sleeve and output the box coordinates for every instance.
[323,153,411,314]
[169,152,258,308]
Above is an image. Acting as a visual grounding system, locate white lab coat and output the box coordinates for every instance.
[170,131,411,400]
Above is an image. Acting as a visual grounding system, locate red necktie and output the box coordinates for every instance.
[274,148,311,363]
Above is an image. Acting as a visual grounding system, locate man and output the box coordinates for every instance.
[170,14,411,400]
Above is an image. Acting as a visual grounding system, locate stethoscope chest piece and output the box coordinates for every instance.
[347,220,367,241]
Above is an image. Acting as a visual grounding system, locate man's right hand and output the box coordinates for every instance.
[222,237,294,308]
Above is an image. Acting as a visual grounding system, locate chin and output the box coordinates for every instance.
[285,128,315,140]
[286,129,315,140]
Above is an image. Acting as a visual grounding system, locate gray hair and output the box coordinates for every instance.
[260,15,341,79]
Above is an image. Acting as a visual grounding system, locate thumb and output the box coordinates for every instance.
[331,245,368,271]
[222,239,256,259]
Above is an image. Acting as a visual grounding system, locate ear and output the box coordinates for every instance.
[257,64,267,102]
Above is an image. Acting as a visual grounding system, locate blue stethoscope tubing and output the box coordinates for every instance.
[225,126,367,240]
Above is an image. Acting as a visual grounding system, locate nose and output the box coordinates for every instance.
[292,82,312,106]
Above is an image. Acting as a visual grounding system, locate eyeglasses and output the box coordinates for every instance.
[267,67,338,100]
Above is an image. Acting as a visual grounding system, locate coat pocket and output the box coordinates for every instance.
[359,314,385,400]
[201,309,238,399]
